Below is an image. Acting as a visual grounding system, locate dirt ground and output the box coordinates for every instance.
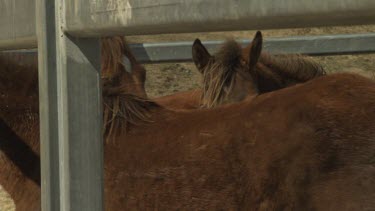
[1,25,374,210]
[0,186,14,211]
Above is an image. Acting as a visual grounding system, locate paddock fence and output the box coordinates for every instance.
[1,0,375,210]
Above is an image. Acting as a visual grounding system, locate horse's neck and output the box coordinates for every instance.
[0,89,39,153]
[0,53,40,148]
[124,106,175,136]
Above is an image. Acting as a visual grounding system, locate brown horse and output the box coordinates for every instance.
[0,52,40,211]
[152,89,202,110]
[101,37,147,98]
[103,71,375,210]
[0,35,198,210]
[0,36,149,210]
[192,31,326,108]
[2,36,375,210]
[99,32,325,110]
[86,43,375,209]
[155,32,325,109]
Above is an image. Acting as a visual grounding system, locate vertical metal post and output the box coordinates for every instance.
[36,0,104,210]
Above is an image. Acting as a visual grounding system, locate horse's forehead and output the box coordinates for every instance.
[213,40,242,65]
[122,55,132,73]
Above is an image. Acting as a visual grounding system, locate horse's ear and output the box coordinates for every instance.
[192,39,211,73]
[248,31,263,70]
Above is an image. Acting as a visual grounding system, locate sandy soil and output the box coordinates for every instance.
[1,25,374,210]
[0,186,14,211]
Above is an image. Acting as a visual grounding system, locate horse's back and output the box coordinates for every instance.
[287,73,375,210]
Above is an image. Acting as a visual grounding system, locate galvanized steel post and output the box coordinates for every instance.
[36,0,104,210]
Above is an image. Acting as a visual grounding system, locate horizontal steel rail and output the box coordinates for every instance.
[65,0,375,37]
[2,0,375,50]
[132,33,375,63]
[4,33,375,63]
[0,0,36,50]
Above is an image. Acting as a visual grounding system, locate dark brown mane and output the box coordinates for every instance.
[257,52,326,92]
[260,52,325,80]
[200,40,243,108]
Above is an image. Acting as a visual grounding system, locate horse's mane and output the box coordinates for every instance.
[103,92,159,142]
[261,53,325,79]
[258,53,326,88]
[200,40,243,108]
[101,37,158,141]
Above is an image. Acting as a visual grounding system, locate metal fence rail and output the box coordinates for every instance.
[4,33,375,63]
[132,33,375,63]
[65,0,375,36]
[2,0,375,50]
[0,0,36,50]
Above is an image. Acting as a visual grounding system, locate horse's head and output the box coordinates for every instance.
[192,31,263,108]
[101,36,147,98]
